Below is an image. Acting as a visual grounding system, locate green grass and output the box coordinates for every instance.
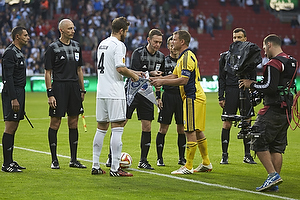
[0,92,299,200]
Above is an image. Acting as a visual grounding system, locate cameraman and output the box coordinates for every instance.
[240,34,297,192]
[218,28,257,164]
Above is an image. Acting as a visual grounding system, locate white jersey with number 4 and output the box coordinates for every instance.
[96,36,126,99]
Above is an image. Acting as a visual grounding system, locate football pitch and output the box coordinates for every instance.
[0,92,299,200]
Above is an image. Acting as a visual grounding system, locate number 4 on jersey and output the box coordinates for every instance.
[97,52,104,74]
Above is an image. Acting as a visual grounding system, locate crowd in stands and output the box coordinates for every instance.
[0,0,297,76]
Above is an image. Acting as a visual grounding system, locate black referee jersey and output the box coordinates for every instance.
[44,39,83,81]
[1,43,26,99]
[163,55,180,92]
[130,46,165,73]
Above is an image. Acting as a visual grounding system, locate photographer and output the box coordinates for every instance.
[240,34,298,192]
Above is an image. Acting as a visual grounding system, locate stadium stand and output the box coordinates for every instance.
[169,0,300,76]
[1,0,299,77]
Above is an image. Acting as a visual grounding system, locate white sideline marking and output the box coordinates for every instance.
[3,145,298,200]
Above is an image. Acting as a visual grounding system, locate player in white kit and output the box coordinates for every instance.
[92,17,140,177]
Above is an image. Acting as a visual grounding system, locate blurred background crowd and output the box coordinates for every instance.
[0,0,299,76]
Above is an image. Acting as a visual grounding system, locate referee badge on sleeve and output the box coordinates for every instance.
[155,63,161,71]
[75,52,79,61]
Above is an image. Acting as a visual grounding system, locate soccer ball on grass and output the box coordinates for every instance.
[119,152,132,168]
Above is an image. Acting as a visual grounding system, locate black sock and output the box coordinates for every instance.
[48,128,58,161]
[69,128,78,162]
[11,134,15,160]
[140,131,151,161]
[221,128,230,153]
[178,133,186,159]
[156,132,165,159]
[243,138,251,156]
[2,133,14,166]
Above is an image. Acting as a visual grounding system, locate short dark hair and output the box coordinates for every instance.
[233,28,247,37]
[11,26,26,41]
[167,35,173,45]
[148,29,163,39]
[264,34,282,47]
[111,17,130,34]
[173,30,191,46]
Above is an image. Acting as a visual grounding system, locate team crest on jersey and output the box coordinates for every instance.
[75,52,79,61]
[123,57,125,64]
[155,64,161,71]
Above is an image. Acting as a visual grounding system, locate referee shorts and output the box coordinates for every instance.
[223,86,253,117]
[126,93,154,121]
[158,91,183,125]
[1,87,25,121]
[49,81,84,117]
[183,97,206,132]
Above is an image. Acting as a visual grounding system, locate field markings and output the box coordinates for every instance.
[1,145,297,200]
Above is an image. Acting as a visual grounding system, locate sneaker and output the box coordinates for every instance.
[106,157,111,167]
[110,167,133,177]
[171,166,193,174]
[268,186,279,192]
[256,172,283,192]
[157,158,165,166]
[138,160,154,170]
[243,154,257,164]
[91,168,106,175]
[2,163,22,172]
[194,163,213,172]
[12,161,26,169]
[178,158,186,165]
[69,160,87,168]
[220,153,228,164]
[51,160,60,169]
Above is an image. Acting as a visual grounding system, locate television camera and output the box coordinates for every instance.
[221,41,262,139]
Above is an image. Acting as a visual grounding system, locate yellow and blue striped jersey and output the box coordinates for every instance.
[173,49,206,102]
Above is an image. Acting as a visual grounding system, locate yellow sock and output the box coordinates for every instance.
[185,142,197,170]
[197,138,211,166]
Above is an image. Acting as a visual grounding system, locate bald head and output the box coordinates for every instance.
[58,19,75,43]
[58,19,73,30]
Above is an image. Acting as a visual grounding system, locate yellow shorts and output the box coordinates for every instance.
[183,97,206,132]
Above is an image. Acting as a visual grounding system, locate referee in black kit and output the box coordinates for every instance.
[1,26,30,172]
[126,29,165,170]
[44,19,86,169]
[156,36,186,167]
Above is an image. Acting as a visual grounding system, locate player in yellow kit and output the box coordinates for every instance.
[150,30,212,174]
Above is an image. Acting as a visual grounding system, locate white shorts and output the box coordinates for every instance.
[96,98,126,122]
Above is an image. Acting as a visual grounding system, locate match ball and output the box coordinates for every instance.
[119,152,132,168]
